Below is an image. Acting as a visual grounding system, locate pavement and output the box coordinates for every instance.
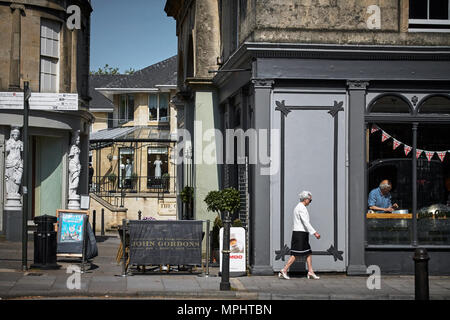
[1,234,450,300]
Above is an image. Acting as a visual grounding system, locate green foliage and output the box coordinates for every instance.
[204,187,240,215]
[232,219,243,227]
[106,172,117,182]
[204,190,222,214]
[90,64,120,75]
[124,68,136,75]
[180,186,194,204]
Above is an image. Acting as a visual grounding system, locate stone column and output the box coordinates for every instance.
[249,79,274,275]
[9,4,25,90]
[346,80,369,275]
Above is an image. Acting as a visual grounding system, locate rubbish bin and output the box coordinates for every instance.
[31,215,60,269]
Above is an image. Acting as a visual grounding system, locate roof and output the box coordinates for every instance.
[90,56,178,106]
[89,126,177,149]
[102,56,177,89]
[88,74,127,112]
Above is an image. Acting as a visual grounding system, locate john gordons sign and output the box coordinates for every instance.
[128,220,203,265]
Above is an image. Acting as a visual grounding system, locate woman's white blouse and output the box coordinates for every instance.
[293,202,316,235]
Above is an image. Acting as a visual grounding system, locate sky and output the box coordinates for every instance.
[90,0,177,73]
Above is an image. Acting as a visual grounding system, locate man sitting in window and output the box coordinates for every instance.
[368,180,399,213]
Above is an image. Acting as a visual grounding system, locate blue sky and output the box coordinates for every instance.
[90,0,177,73]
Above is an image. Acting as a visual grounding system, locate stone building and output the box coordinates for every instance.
[88,56,179,231]
[165,0,450,275]
[0,0,93,240]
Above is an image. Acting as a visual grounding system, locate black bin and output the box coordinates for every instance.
[31,215,60,269]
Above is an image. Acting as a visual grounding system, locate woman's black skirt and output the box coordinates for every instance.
[290,231,312,256]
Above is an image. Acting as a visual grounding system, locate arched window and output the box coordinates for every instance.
[418,95,450,114]
[369,95,412,113]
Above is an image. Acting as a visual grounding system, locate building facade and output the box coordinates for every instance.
[88,56,179,230]
[166,0,450,275]
[0,0,93,240]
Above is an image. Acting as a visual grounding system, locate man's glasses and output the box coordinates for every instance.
[309,198,312,203]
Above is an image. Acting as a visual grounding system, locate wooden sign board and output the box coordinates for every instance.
[56,209,89,258]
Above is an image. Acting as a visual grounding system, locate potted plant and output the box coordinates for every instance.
[180,186,194,219]
[204,187,241,264]
[106,173,117,192]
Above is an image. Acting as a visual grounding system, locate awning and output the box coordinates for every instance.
[89,126,177,150]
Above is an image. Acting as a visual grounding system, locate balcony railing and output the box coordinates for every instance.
[90,175,176,206]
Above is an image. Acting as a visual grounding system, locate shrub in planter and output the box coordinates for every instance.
[204,187,241,262]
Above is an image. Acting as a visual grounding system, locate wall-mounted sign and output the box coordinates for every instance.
[220,227,246,276]
[0,92,78,110]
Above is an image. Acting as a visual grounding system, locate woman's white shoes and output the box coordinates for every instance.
[278,270,290,280]
[307,272,320,280]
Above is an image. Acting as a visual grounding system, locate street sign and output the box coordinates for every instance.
[0,92,78,110]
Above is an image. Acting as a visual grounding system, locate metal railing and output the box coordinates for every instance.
[90,175,176,206]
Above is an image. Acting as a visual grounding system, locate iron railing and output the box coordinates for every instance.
[90,175,176,206]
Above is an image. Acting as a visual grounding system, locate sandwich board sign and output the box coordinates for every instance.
[56,209,89,258]
[219,227,246,276]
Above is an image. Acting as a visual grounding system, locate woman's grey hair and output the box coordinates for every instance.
[299,191,312,202]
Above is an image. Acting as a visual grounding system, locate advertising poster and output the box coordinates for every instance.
[60,213,84,242]
[219,227,246,276]
[56,210,88,256]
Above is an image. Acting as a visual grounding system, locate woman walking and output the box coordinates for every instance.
[279,191,321,280]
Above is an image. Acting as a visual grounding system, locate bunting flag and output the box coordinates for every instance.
[425,151,435,162]
[393,139,402,150]
[371,125,380,134]
[416,149,423,159]
[371,124,449,161]
[437,151,447,162]
[404,145,412,156]
[381,131,391,142]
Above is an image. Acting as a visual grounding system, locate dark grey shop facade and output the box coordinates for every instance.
[214,43,450,275]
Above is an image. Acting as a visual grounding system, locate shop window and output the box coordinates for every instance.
[367,123,413,245]
[409,0,450,32]
[369,95,412,113]
[418,95,450,114]
[417,124,450,245]
[119,148,134,188]
[119,94,134,123]
[147,147,169,189]
[367,121,450,246]
[149,93,170,122]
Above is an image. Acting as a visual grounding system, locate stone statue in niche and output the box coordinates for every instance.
[5,126,23,209]
[68,130,81,209]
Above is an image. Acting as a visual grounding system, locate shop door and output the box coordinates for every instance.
[34,136,63,217]
[271,92,347,272]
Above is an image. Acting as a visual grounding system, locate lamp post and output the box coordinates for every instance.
[220,210,231,291]
[22,81,31,271]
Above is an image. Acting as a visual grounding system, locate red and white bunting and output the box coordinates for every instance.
[416,149,423,159]
[404,145,412,156]
[425,151,435,162]
[392,139,402,150]
[437,151,447,162]
[371,125,380,134]
[381,131,391,142]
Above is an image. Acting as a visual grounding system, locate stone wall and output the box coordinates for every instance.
[0,1,92,96]
[239,0,450,46]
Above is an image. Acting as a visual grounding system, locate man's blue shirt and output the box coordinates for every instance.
[368,187,392,212]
